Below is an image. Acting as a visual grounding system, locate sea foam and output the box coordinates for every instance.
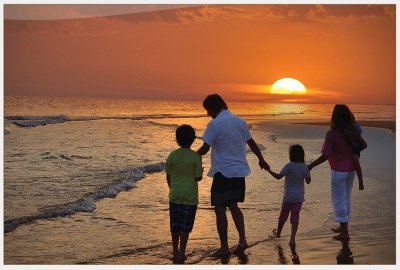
[4,162,165,233]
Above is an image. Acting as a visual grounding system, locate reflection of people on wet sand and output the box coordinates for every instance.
[289,243,300,264]
[336,239,354,264]
[275,244,300,264]
[276,245,288,264]
[267,144,311,247]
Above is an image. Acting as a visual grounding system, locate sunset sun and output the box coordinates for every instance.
[270,78,306,94]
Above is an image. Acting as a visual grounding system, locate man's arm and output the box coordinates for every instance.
[247,138,269,170]
[197,142,210,156]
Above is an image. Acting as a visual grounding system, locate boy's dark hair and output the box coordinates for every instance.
[176,124,196,147]
[203,94,228,111]
[289,144,305,163]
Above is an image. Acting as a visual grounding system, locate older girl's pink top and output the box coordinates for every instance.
[321,129,355,172]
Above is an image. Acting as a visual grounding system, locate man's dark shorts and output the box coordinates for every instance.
[211,172,245,207]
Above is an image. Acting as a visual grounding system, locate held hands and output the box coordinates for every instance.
[259,159,270,171]
[307,164,314,171]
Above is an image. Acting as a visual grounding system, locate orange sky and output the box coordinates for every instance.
[4,4,396,105]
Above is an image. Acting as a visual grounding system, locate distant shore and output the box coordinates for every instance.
[293,120,395,133]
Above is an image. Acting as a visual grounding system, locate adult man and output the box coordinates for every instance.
[197,94,269,256]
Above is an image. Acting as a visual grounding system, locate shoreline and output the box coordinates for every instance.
[292,120,395,133]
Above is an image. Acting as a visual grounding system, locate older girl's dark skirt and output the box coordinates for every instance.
[169,202,197,233]
[211,172,245,207]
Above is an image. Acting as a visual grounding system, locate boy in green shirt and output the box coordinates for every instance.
[166,124,202,264]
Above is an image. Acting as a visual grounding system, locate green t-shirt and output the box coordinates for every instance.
[166,148,202,205]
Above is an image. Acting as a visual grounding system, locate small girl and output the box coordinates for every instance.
[344,112,367,191]
[267,144,311,246]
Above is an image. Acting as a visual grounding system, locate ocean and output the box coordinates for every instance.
[3,96,396,264]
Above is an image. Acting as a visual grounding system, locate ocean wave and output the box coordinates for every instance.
[5,114,208,128]
[146,121,180,128]
[40,152,93,161]
[5,111,309,128]
[4,162,165,233]
[6,115,69,127]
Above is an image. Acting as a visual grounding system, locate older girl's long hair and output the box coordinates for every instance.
[330,104,353,132]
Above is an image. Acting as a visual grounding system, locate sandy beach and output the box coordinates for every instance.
[4,119,395,265]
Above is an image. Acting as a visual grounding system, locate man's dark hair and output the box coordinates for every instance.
[289,144,305,163]
[176,124,196,147]
[203,94,228,111]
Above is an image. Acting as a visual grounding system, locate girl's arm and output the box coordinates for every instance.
[267,168,284,180]
[305,175,311,184]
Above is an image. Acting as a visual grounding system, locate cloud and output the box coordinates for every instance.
[102,4,397,25]
[4,4,197,20]
[269,4,395,23]
[104,5,261,24]
[5,4,395,26]
[5,4,395,36]
[105,6,205,24]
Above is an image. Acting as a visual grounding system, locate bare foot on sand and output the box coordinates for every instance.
[331,226,342,233]
[177,255,187,264]
[273,228,281,238]
[172,253,179,263]
[333,233,350,241]
[211,248,230,257]
[233,242,249,254]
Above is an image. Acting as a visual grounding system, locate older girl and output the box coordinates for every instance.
[308,104,367,241]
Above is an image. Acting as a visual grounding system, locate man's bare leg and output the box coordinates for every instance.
[229,203,248,253]
[213,206,230,256]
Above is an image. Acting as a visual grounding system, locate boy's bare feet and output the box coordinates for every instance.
[177,255,187,264]
[172,252,179,263]
[172,256,179,264]
[273,228,281,238]
[211,248,230,257]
